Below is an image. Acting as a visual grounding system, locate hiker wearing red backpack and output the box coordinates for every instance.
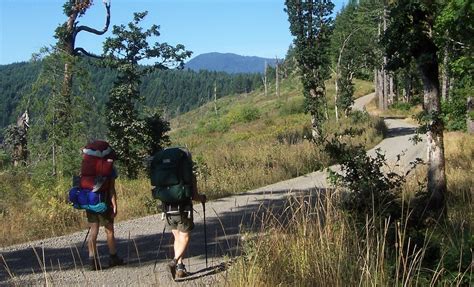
[80,140,124,270]
[150,147,206,279]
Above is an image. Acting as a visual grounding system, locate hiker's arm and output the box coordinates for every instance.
[110,179,118,217]
[191,175,206,203]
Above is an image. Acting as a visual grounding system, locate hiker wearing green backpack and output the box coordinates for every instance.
[150,147,207,280]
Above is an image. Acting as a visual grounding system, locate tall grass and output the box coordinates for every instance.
[229,132,473,286]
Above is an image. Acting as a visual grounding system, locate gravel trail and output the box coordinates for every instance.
[0,93,425,286]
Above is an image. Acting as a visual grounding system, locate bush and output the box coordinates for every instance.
[225,105,261,124]
[278,97,305,116]
[442,97,467,131]
[391,101,412,111]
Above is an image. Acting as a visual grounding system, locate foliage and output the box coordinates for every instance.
[442,96,468,131]
[19,50,88,177]
[285,0,335,138]
[325,131,406,220]
[2,124,27,164]
[331,0,381,116]
[0,60,263,133]
[142,109,171,156]
[103,11,191,178]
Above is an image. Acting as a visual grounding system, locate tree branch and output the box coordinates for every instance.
[74,0,111,37]
[74,47,103,59]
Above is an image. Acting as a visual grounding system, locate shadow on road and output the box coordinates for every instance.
[386,126,417,138]
[0,187,330,283]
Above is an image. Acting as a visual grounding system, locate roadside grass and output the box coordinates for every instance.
[0,76,384,246]
[228,131,473,286]
[365,95,423,119]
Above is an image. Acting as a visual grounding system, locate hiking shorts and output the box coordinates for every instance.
[166,210,194,232]
[86,210,114,226]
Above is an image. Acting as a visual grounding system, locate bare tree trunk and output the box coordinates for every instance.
[389,74,395,104]
[214,81,218,116]
[467,97,474,134]
[378,70,384,110]
[309,88,321,139]
[374,68,379,100]
[263,61,268,97]
[335,75,339,122]
[418,55,446,217]
[275,59,280,98]
[441,45,450,101]
[382,7,389,110]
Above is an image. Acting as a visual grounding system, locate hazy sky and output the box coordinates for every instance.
[0,0,347,65]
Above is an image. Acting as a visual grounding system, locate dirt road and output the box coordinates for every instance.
[0,93,425,286]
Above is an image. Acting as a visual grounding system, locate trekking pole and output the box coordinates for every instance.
[81,227,91,249]
[202,201,208,268]
[153,224,167,272]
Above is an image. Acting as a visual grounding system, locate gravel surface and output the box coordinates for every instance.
[0,93,425,286]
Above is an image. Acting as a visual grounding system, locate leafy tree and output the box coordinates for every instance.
[383,0,447,217]
[143,109,170,156]
[103,11,191,178]
[285,0,335,139]
[331,0,380,118]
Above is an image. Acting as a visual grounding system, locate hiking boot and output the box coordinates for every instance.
[89,257,100,271]
[108,254,124,268]
[168,259,177,280]
[176,263,190,279]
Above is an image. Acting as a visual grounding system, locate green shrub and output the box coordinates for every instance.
[207,118,230,133]
[391,101,412,111]
[226,105,261,124]
[442,98,467,131]
[278,97,305,116]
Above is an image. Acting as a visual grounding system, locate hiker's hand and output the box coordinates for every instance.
[200,194,207,203]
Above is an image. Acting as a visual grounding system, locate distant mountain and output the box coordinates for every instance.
[185,52,277,74]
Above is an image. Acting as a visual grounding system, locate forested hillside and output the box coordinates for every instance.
[0,59,262,131]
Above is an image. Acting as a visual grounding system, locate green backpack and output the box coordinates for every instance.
[150,147,194,204]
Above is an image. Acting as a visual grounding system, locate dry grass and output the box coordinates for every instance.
[229,131,473,286]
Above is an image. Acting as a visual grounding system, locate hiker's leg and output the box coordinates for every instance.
[88,223,100,257]
[172,229,190,264]
[104,223,117,255]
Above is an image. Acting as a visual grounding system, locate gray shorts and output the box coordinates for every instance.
[165,204,194,232]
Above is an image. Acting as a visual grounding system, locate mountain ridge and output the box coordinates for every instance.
[185,52,277,74]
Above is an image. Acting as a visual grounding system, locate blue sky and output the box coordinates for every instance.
[0,0,347,65]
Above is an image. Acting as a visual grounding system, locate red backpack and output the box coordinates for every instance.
[80,140,116,192]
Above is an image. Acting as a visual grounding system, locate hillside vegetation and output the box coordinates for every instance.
[0,76,380,246]
[0,60,262,131]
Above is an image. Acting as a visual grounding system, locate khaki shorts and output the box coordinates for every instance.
[86,210,114,226]
[166,210,194,232]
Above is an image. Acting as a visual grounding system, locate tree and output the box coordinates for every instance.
[103,11,191,178]
[3,111,29,167]
[285,0,334,139]
[331,1,360,120]
[54,0,111,137]
[383,0,447,217]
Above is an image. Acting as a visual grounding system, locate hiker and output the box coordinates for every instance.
[150,147,206,279]
[81,140,124,270]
